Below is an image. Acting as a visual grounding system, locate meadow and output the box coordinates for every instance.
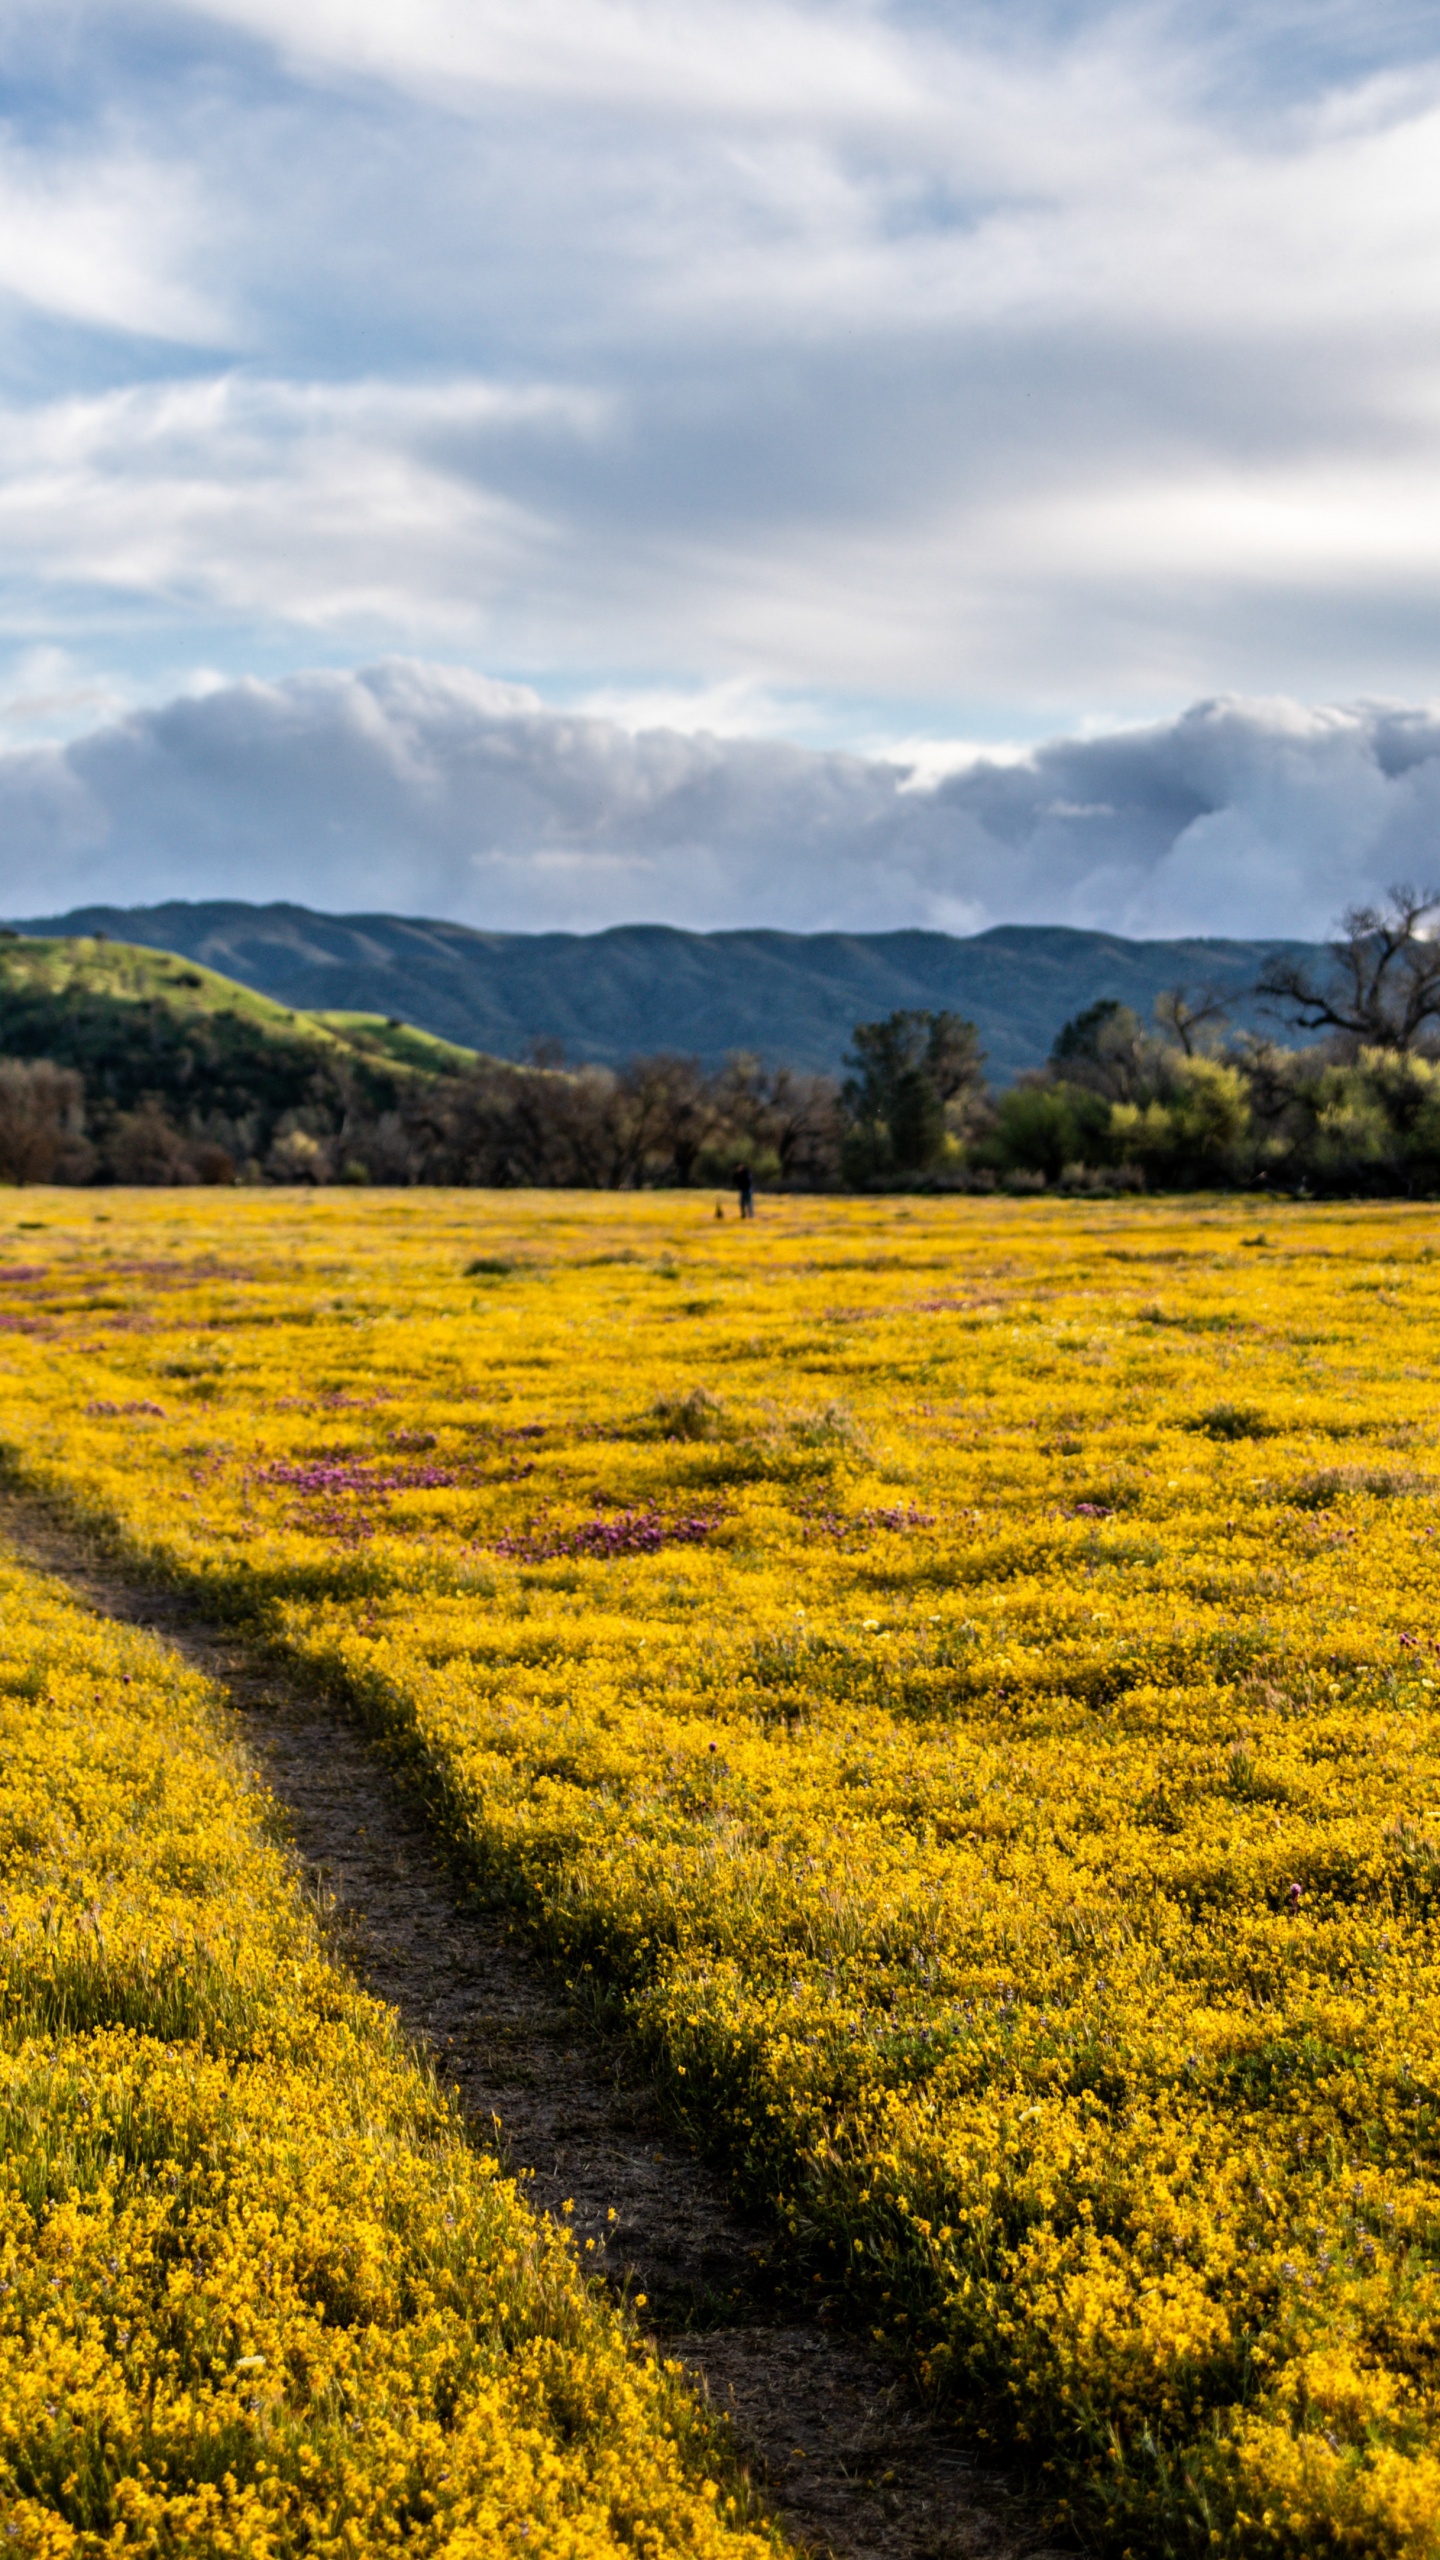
[3,1186,1440,2554]
[0,1557,774,2556]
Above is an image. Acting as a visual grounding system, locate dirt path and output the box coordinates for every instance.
[0,1489,1068,2560]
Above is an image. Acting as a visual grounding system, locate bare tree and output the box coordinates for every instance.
[0,1059,91,1183]
[1256,885,1440,1054]
[106,1098,203,1184]
[432,1059,629,1187]
[1155,985,1230,1055]
[709,1055,842,1183]
[610,1054,714,1185]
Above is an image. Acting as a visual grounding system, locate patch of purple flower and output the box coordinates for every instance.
[258,1458,457,1495]
[495,1508,718,1563]
[1069,1502,1114,1520]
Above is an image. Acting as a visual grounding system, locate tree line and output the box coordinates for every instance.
[6,886,1440,1192]
[0,1042,846,1190]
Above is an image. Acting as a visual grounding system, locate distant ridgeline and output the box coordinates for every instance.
[16,900,1324,1083]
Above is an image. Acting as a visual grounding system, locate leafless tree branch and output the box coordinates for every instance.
[1255,884,1440,1053]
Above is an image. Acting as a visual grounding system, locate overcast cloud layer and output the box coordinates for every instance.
[6,660,1440,942]
[2,0,1440,783]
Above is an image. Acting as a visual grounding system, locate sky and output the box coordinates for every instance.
[3,0,1440,937]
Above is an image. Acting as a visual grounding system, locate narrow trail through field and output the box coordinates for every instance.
[0,1488,1067,2560]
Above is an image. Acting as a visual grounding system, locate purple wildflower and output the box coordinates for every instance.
[496,1508,718,1563]
[257,1458,456,1494]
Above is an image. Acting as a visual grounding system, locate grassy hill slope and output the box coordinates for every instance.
[16,901,1327,1080]
[311,1010,482,1074]
[0,934,469,1164]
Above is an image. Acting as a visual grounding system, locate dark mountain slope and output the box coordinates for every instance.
[15,901,1324,1081]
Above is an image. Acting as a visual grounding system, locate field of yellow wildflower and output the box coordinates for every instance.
[0,1545,772,2554]
[3,1185,1440,2555]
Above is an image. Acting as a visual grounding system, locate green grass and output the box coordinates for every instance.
[313,1011,484,1073]
[0,934,353,1049]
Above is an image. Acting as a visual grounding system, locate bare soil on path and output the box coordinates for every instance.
[0,1488,1070,2560]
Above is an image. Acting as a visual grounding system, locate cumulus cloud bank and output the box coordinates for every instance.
[5,660,1440,942]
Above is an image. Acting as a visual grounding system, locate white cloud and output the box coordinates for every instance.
[6,659,1440,942]
[3,4,1440,727]
[171,0,928,123]
[3,343,1440,718]
[0,374,608,642]
[572,675,828,739]
[0,133,221,341]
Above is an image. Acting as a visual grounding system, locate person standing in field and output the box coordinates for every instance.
[735,1163,754,1219]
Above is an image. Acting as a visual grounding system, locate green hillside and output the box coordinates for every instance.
[0,929,352,1046]
[0,934,451,1165]
[311,1010,481,1074]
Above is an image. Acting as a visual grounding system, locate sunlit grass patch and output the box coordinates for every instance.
[0,1551,774,2559]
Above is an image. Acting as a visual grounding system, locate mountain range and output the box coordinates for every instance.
[15,901,1325,1083]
